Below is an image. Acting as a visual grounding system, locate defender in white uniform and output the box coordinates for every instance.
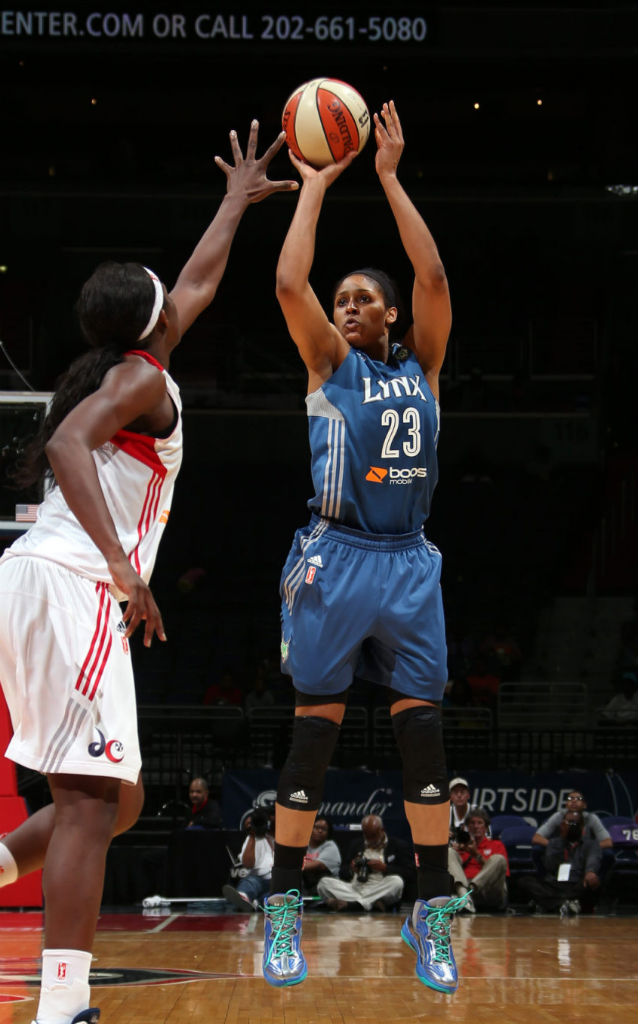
[0,124,297,1024]
[0,350,181,784]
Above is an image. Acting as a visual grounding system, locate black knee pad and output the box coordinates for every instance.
[391,705,449,804]
[277,715,340,811]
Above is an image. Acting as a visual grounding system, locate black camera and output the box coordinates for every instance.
[453,826,471,845]
[353,855,370,883]
[250,808,270,838]
[566,821,582,842]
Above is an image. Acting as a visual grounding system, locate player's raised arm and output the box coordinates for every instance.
[374,101,452,395]
[275,151,356,391]
[169,121,298,343]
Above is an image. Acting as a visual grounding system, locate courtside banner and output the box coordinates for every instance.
[222,768,637,834]
[222,768,408,837]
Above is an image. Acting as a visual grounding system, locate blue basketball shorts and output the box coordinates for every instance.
[279,514,447,702]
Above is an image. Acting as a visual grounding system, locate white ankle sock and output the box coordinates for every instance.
[0,842,18,887]
[36,948,92,1023]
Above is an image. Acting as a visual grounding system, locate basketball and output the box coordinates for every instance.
[282,78,370,168]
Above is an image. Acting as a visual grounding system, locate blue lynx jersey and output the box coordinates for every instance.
[281,345,447,698]
[306,346,440,533]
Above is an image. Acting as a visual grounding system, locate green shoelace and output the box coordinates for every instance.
[421,891,471,964]
[263,890,302,963]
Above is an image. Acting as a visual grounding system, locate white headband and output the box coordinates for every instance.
[138,267,164,341]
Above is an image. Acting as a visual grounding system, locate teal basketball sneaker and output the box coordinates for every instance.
[262,889,307,987]
[401,892,471,993]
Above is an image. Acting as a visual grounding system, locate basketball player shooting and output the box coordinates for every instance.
[262,100,471,993]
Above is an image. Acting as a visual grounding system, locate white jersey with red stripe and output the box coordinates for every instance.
[5,352,182,599]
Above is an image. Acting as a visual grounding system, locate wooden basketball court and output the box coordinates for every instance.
[0,908,635,1023]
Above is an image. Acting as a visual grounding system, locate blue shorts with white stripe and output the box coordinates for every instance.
[279,514,447,701]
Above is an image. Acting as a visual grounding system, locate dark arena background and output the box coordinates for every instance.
[0,4,636,1021]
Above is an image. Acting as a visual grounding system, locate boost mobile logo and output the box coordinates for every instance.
[88,728,124,763]
[389,467,427,484]
[366,466,426,484]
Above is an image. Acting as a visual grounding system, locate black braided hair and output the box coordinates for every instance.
[14,261,161,488]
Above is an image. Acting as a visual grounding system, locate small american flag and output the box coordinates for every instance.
[15,504,39,523]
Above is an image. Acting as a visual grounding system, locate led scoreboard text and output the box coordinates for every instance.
[0,10,428,43]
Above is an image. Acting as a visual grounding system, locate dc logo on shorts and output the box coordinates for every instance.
[88,728,125,763]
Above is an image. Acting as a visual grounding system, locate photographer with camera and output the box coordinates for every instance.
[222,807,274,912]
[519,809,602,915]
[316,815,414,912]
[532,790,612,850]
[449,777,477,833]
[448,808,509,912]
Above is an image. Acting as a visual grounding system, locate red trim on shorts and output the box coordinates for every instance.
[87,629,113,702]
[75,583,112,702]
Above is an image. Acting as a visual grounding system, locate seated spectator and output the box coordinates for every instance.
[317,814,414,913]
[448,808,509,912]
[183,777,222,830]
[203,668,242,707]
[519,809,602,915]
[302,817,341,895]
[533,791,612,850]
[222,808,273,912]
[449,777,477,833]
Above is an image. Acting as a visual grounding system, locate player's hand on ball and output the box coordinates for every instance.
[214,120,299,203]
[374,101,405,178]
[287,147,358,187]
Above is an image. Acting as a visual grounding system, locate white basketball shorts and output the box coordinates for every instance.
[0,554,141,784]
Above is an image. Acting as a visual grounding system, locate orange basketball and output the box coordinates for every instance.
[282,78,370,168]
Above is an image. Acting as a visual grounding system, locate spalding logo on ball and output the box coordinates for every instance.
[282,78,370,168]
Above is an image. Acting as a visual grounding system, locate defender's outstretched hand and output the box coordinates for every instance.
[374,100,405,178]
[215,121,299,203]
